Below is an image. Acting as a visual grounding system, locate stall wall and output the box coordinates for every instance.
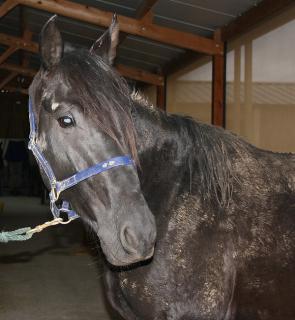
[144,7,295,152]
[226,11,295,152]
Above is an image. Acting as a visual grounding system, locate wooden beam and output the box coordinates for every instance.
[0,71,18,89]
[0,61,164,87]
[233,45,241,134]
[156,78,166,111]
[1,63,36,77]
[221,0,294,41]
[21,29,33,67]
[0,33,163,85]
[0,33,38,53]
[14,0,221,55]
[4,85,28,95]
[243,41,253,140]
[0,0,18,17]
[0,31,33,91]
[135,0,158,19]
[0,33,164,85]
[0,38,19,90]
[211,31,226,128]
[0,46,17,64]
[116,64,163,86]
[19,5,33,67]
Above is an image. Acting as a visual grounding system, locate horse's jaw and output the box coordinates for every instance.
[98,236,155,267]
[104,244,155,267]
[88,209,156,267]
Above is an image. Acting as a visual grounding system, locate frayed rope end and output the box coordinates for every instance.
[0,227,33,243]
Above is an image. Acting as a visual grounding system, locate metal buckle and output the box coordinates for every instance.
[28,140,33,151]
[50,185,60,202]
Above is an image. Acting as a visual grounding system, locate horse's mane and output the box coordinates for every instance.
[132,92,249,206]
[170,114,247,206]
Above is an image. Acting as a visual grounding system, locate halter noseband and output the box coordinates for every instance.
[28,97,134,221]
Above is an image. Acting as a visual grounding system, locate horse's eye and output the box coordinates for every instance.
[58,116,75,128]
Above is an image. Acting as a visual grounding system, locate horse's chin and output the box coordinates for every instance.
[102,243,155,267]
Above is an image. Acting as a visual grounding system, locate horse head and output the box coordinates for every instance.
[29,15,156,267]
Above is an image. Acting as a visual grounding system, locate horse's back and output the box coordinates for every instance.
[231,145,295,319]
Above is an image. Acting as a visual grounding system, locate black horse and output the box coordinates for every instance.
[29,16,295,320]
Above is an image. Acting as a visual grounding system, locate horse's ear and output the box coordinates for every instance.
[90,14,119,65]
[40,15,63,70]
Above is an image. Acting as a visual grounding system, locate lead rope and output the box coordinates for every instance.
[0,217,76,243]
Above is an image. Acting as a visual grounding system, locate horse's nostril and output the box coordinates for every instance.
[120,225,139,254]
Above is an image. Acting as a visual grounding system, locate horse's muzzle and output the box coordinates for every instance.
[118,221,156,264]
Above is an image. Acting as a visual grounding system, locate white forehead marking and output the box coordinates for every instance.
[52,102,59,111]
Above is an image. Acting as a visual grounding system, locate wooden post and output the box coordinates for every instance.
[157,79,166,111]
[233,45,241,134]
[244,40,253,141]
[212,30,226,127]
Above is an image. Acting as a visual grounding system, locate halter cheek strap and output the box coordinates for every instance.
[28,97,134,220]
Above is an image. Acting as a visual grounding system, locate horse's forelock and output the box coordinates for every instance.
[32,49,139,166]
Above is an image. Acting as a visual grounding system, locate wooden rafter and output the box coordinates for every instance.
[0,0,222,55]
[0,46,17,64]
[135,0,158,20]
[20,6,33,68]
[0,33,38,53]
[0,0,20,90]
[1,63,36,77]
[221,0,294,41]
[0,16,34,90]
[0,33,164,86]
[0,46,18,89]
[0,71,18,89]
[0,0,17,17]
[3,85,28,95]
[21,29,33,67]
[0,61,164,86]
[116,64,163,86]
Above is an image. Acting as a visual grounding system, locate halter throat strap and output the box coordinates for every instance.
[28,97,133,220]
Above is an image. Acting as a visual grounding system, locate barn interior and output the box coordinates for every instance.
[0,0,294,319]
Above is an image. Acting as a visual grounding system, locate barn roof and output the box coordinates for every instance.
[0,0,293,90]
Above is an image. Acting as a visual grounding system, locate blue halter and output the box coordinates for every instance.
[28,97,134,220]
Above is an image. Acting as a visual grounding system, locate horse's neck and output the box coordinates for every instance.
[132,102,295,209]
[132,103,191,215]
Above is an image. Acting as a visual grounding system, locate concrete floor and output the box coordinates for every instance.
[0,197,115,320]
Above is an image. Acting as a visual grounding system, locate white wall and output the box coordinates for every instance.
[178,19,295,83]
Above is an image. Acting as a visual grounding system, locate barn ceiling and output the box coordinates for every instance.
[0,0,292,92]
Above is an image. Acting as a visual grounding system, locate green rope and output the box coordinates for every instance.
[0,216,75,243]
[0,227,33,243]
